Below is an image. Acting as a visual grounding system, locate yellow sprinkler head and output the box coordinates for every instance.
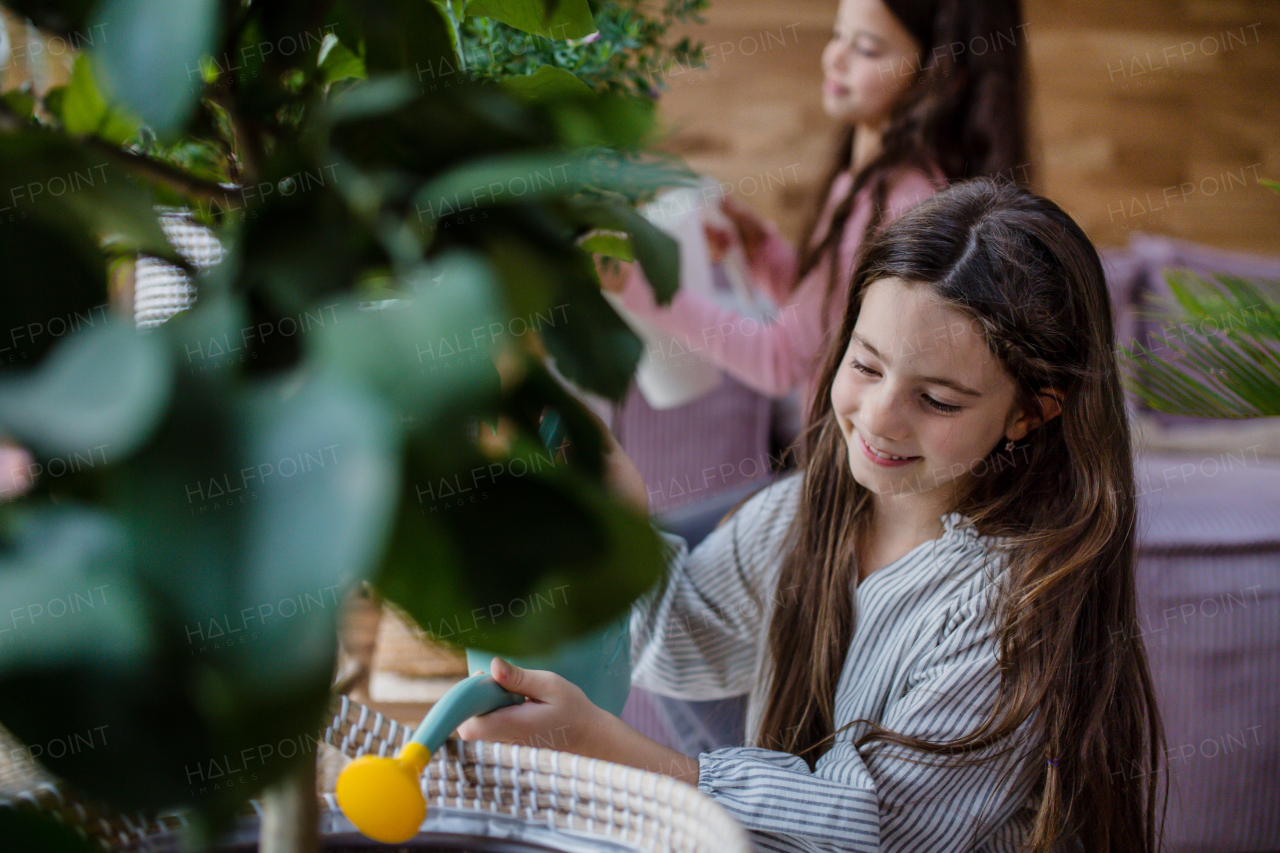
[334,672,524,843]
[335,742,431,844]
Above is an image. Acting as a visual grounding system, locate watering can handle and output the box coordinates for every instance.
[408,673,525,754]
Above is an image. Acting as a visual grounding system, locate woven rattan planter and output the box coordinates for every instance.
[0,695,751,853]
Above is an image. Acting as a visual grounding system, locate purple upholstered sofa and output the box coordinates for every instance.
[1102,233,1280,852]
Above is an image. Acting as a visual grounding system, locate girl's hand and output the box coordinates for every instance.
[704,221,733,264]
[456,658,700,784]
[592,254,634,294]
[717,196,770,266]
[456,658,606,755]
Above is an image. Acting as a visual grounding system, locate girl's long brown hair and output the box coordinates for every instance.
[756,178,1165,852]
[794,0,1033,307]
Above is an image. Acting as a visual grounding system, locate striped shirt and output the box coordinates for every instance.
[629,473,1046,852]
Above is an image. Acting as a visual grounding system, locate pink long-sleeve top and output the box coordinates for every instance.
[617,165,945,415]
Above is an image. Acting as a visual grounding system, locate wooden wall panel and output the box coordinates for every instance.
[650,0,1280,255]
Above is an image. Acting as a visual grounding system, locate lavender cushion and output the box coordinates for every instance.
[1099,244,1146,349]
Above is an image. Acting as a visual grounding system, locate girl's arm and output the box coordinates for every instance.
[611,169,939,398]
[705,197,797,306]
[749,219,798,306]
[462,550,1043,853]
[723,199,798,307]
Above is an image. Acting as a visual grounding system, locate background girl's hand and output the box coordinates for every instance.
[718,196,770,266]
[456,658,605,754]
[592,254,634,294]
[704,221,733,263]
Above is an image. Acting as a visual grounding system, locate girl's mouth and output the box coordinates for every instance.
[858,432,920,467]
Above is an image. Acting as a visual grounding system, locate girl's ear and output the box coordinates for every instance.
[1034,387,1064,424]
[1006,387,1064,441]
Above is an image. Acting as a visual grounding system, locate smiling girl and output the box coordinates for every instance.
[461,179,1165,852]
[600,0,1031,419]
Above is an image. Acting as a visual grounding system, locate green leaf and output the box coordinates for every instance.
[0,130,177,262]
[501,64,593,98]
[568,196,679,302]
[118,303,399,636]
[376,435,663,655]
[1124,269,1280,419]
[0,317,173,460]
[337,0,457,76]
[322,75,421,125]
[465,0,597,40]
[57,54,139,146]
[223,373,402,688]
[0,506,150,675]
[1,89,37,121]
[318,33,367,84]
[89,0,221,137]
[414,149,694,231]
[536,278,643,399]
[312,253,504,423]
[579,230,634,261]
[234,175,384,314]
[0,215,108,370]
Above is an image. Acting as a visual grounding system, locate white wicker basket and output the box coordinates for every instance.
[0,696,752,853]
[132,208,224,329]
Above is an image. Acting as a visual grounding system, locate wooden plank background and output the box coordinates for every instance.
[646,0,1280,255]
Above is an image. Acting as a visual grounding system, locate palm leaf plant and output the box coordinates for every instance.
[0,0,702,848]
[1119,180,1280,419]
[1121,272,1280,418]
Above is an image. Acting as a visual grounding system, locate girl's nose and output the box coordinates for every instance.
[823,43,846,75]
[860,384,905,441]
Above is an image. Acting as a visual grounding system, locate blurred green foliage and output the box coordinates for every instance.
[0,0,700,844]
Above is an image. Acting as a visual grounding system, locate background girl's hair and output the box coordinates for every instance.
[757,178,1166,852]
[794,0,1033,306]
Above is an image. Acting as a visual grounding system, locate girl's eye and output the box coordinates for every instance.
[853,37,883,57]
[851,361,960,413]
[924,396,961,414]
[850,360,878,377]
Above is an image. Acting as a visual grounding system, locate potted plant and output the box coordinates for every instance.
[1120,180,1280,419]
[0,0,708,849]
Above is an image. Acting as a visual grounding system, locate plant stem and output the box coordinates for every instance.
[83,138,243,208]
[260,757,319,853]
[443,0,469,74]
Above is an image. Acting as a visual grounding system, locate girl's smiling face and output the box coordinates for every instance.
[821,0,921,128]
[830,277,1039,519]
